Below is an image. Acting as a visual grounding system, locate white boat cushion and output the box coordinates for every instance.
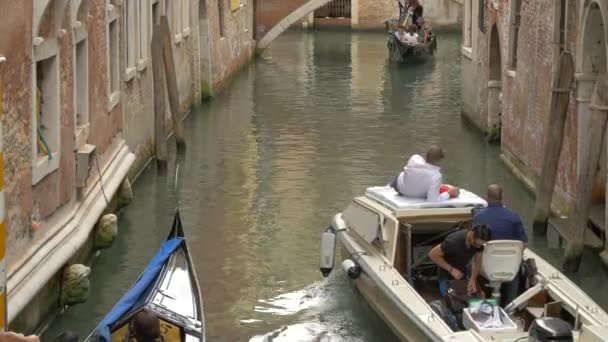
[365,186,488,209]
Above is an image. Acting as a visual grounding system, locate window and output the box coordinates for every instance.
[152,0,160,25]
[509,0,522,69]
[555,0,567,54]
[33,55,61,184]
[218,0,225,37]
[463,0,472,47]
[124,0,136,78]
[182,0,190,35]
[478,0,486,33]
[139,0,148,65]
[75,39,88,127]
[165,0,173,34]
[108,7,120,110]
[165,0,183,40]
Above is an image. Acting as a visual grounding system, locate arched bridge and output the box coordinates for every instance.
[256,0,334,51]
[255,0,464,52]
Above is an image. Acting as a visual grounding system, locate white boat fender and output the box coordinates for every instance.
[320,226,337,277]
[342,259,361,279]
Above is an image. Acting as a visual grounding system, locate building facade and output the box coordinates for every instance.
[462,0,606,214]
[255,0,463,39]
[0,0,255,332]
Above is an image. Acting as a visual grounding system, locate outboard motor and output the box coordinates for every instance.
[528,318,573,342]
[319,226,337,277]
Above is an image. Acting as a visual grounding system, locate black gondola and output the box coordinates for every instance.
[85,208,205,342]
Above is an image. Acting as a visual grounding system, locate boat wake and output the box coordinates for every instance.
[247,277,367,341]
[251,282,327,316]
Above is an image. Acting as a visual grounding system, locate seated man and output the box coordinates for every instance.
[474,184,527,306]
[403,25,420,44]
[132,310,161,342]
[390,145,460,201]
[394,26,408,43]
[429,224,492,296]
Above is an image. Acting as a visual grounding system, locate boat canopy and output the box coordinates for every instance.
[363,186,487,221]
[93,238,184,342]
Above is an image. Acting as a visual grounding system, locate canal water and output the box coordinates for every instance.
[45,30,608,341]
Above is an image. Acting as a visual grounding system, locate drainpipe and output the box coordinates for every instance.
[0,54,7,331]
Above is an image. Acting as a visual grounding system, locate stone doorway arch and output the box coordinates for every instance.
[576,1,608,204]
[487,24,502,142]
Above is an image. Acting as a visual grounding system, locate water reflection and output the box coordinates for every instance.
[45,30,607,342]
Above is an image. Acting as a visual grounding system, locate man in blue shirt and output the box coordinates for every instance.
[473,184,527,306]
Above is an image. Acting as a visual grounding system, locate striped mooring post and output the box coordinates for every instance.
[0,74,6,330]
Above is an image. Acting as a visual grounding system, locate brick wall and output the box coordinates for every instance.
[255,0,309,38]
[463,0,584,209]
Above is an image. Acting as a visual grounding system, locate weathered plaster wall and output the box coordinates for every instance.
[173,0,201,114]
[208,0,256,93]
[87,0,123,158]
[0,0,35,261]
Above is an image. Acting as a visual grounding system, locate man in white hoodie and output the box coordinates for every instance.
[390,145,460,201]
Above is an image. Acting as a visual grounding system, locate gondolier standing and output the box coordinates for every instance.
[398,0,423,28]
[407,0,424,27]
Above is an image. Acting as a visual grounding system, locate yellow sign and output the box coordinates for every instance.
[230,0,240,11]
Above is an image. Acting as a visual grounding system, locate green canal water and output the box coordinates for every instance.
[45,30,608,341]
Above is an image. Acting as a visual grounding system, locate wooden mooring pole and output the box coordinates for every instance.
[564,74,608,273]
[532,52,574,235]
[151,24,167,165]
[0,76,7,331]
[160,16,186,150]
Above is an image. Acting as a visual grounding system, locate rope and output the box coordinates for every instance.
[94,152,110,206]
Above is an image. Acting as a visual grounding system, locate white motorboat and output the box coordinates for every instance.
[319,186,608,341]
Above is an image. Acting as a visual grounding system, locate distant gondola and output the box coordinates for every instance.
[386,1,437,62]
[85,208,205,342]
